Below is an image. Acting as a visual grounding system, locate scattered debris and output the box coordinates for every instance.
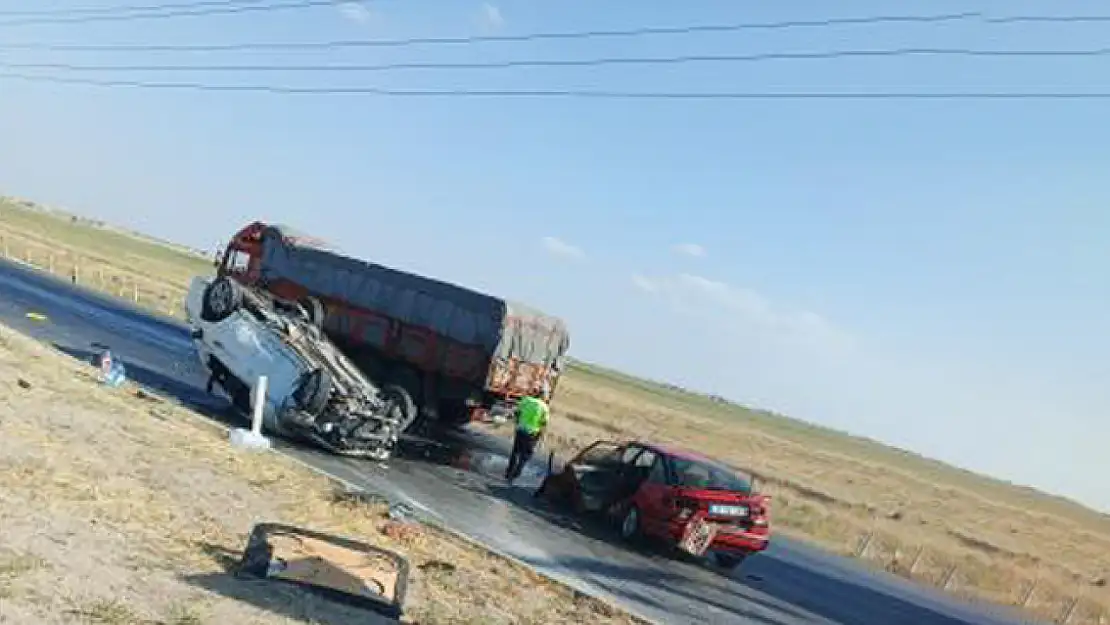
[388,502,416,523]
[331,487,390,509]
[132,388,160,403]
[380,520,422,545]
[95,349,126,388]
[236,522,411,620]
[418,560,457,574]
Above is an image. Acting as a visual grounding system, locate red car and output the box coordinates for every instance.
[535,440,771,569]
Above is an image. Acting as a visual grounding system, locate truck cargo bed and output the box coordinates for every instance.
[256,225,569,376]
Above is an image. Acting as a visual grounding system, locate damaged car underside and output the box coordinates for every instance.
[185,275,417,460]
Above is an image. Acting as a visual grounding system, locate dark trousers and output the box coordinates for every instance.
[505,428,539,481]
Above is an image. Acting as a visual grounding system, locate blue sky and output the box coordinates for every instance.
[1,0,1108,511]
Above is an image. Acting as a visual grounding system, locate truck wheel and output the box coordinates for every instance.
[293,368,333,416]
[201,276,243,322]
[381,383,418,433]
[437,400,471,427]
[386,366,422,399]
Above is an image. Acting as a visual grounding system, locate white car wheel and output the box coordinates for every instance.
[208,280,234,316]
[201,276,243,322]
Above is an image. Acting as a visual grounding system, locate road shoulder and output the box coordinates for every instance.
[0,323,641,625]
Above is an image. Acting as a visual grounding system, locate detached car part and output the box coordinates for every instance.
[236,522,410,620]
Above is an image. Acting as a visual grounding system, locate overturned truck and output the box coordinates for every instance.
[215,221,571,430]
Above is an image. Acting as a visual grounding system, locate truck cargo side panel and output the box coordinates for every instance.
[256,226,570,397]
[259,227,503,349]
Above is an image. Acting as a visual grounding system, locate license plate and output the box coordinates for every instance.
[709,504,748,517]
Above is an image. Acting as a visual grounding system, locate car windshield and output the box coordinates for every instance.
[670,457,751,493]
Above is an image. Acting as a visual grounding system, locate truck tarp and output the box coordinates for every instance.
[256,225,570,367]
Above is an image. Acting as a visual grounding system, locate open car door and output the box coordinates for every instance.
[537,441,625,512]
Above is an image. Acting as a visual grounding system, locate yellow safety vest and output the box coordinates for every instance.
[516,396,549,435]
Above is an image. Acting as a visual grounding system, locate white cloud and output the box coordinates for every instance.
[633,271,852,353]
[541,236,585,261]
[481,2,504,29]
[631,274,658,293]
[672,242,707,258]
[337,2,372,23]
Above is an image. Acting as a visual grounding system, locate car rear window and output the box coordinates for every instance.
[670,458,751,493]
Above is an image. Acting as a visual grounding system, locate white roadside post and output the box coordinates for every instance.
[251,375,268,436]
[229,375,272,450]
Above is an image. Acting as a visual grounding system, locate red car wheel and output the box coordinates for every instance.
[619,505,642,542]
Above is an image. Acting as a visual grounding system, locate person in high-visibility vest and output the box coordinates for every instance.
[504,387,550,484]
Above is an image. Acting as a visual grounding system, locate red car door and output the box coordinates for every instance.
[630,449,670,536]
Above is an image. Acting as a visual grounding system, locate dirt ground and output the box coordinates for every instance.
[0,323,640,625]
[1,197,1108,624]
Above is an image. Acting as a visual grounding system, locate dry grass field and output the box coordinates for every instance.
[2,196,1108,624]
[0,307,640,624]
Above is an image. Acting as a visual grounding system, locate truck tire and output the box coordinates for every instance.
[386,366,422,399]
[437,399,471,427]
[381,383,418,433]
[201,276,244,322]
[293,368,333,416]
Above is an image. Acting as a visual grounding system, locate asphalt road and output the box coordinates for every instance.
[0,258,1042,625]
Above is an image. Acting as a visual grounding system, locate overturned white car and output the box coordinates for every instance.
[184,275,416,460]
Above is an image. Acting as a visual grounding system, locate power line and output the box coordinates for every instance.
[0,0,271,18]
[4,71,1109,99]
[0,11,984,44]
[988,14,1110,24]
[6,47,1110,73]
[7,4,1110,26]
[0,9,1106,45]
[0,0,341,27]
[5,12,1110,51]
